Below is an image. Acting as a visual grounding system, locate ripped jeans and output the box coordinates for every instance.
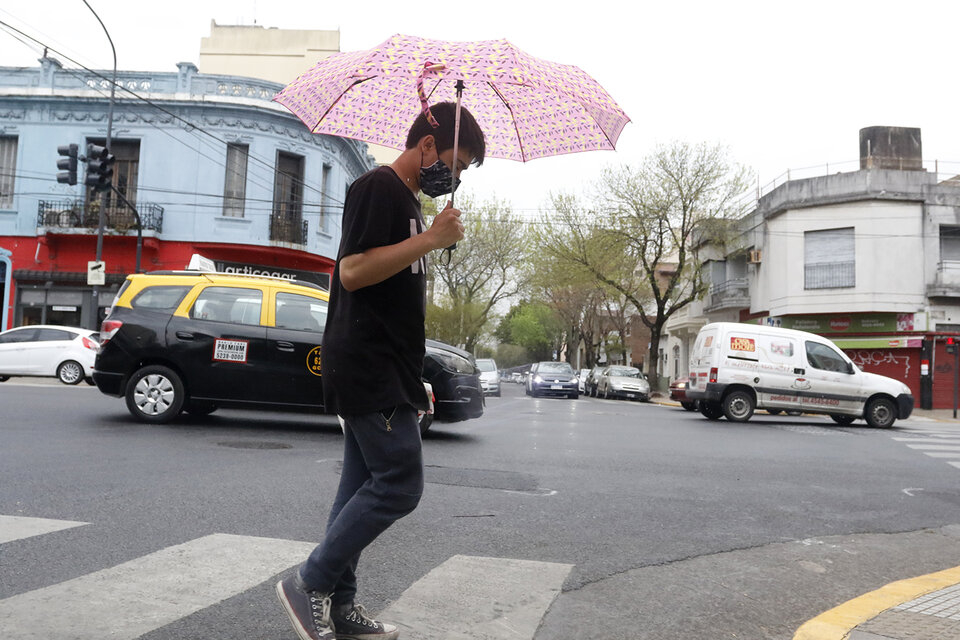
[299,405,424,605]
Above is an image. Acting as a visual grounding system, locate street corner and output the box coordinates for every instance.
[793,564,960,640]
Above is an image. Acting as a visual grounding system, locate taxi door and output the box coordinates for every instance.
[168,285,270,403]
[800,340,863,415]
[264,289,326,408]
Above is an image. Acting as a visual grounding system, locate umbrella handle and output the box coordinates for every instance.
[446,80,465,253]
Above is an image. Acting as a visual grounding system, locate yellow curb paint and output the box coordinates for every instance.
[793,565,960,640]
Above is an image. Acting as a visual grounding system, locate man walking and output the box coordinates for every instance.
[276,102,486,640]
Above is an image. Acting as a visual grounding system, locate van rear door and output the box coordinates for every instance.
[687,327,718,393]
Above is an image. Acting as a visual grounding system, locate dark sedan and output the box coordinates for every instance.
[525,361,579,399]
[423,339,484,423]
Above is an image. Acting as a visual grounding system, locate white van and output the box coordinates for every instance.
[686,322,913,427]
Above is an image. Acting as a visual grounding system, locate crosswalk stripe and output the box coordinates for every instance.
[950,462,960,469]
[921,452,960,458]
[0,515,88,544]
[892,438,960,444]
[381,554,572,640]
[905,444,960,451]
[0,533,316,639]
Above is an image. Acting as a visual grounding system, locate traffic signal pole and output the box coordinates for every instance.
[82,0,116,330]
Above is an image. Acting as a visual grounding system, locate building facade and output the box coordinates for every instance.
[663,127,960,409]
[0,56,375,331]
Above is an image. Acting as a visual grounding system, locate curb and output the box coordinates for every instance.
[793,565,960,639]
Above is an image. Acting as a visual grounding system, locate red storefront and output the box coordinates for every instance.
[0,233,334,331]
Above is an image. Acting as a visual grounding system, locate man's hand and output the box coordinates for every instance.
[425,201,464,250]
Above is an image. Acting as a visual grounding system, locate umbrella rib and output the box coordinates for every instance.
[488,82,527,162]
[313,77,373,132]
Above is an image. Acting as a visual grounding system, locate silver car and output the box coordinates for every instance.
[597,365,650,401]
[475,358,501,397]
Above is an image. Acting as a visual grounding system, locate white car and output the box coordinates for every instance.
[578,369,590,393]
[475,358,501,397]
[0,325,99,385]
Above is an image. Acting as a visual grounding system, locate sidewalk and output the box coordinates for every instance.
[793,566,960,639]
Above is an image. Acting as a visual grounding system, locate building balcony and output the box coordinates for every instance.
[269,213,308,245]
[927,261,960,297]
[704,278,750,312]
[37,199,163,234]
[804,261,855,290]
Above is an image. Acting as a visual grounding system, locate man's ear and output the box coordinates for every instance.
[418,134,436,153]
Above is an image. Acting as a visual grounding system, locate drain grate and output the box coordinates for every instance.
[217,440,293,450]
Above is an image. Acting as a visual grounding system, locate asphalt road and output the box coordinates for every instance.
[2,378,959,639]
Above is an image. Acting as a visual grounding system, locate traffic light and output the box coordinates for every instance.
[947,337,958,355]
[56,144,79,185]
[85,143,115,192]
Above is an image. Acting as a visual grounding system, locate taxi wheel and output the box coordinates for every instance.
[125,365,185,424]
[722,390,755,422]
[864,397,896,429]
[0,375,9,382]
[57,360,84,385]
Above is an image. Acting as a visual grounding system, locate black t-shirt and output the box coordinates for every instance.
[321,166,428,415]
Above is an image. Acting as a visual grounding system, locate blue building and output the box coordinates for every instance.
[0,56,375,329]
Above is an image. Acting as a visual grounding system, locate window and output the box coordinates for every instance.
[275,292,327,332]
[274,152,304,221]
[940,225,960,261]
[35,328,75,342]
[805,341,850,373]
[190,287,263,325]
[223,143,249,217]
[131,286,191,311]
[0,328,37,344]
[320,163,332,233]
[0,136,17,209]
[804,227,855,289]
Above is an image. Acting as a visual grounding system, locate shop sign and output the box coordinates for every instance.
[214,260,330,289]
[770,313,927,334]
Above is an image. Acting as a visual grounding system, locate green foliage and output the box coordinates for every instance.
[495,343,529,368]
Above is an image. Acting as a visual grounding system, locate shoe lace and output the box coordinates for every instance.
[346,604,379,629]
[309,593,333,631]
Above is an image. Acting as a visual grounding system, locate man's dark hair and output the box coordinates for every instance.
[405,101,486,166]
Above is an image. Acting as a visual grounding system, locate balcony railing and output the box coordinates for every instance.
[270,213,308,245]
[37,199,163,233]
[804,261,855,289]
[705,277,750,312]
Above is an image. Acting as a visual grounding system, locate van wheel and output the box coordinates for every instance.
[700,401,724,420]
[864,397,896,428]
[125,365,185,424]
[723,390,755,422]
[831,414,856,425]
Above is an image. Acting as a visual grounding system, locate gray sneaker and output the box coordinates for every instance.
[275,574,336,640]
[330,603,399,640]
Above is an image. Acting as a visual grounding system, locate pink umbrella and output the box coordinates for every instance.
[273,34,630,164]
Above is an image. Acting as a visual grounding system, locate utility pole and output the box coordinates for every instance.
[82,0,116,330]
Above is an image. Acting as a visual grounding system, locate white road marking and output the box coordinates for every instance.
[893,438,960,443]
[0,515,88,544]
[905,444,960,451]
[381,554,572,640]
[0,533,315,640]
[916,452,960,458]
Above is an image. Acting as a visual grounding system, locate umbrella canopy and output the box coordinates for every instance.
[274,34,630,162]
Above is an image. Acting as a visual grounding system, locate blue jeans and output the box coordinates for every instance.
[299,405,424,605]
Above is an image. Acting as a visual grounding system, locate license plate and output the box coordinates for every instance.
[625,393,636,398]
[550,385,563,390]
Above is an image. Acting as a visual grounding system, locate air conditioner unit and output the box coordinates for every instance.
[748,249,763,264]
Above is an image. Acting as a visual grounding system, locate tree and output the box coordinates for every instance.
[425,194,528,351]
[537,142,751,389]
[496,301,564,362]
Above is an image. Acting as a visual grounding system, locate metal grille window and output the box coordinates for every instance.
[222,143,249,217]
[320,163,332,233]
[940,225,960,261]
[804,227,855,289]
[0,136,18,209]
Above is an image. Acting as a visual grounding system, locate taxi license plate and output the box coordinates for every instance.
[550,384,563,390]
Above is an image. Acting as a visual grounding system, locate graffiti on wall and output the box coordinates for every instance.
[845,350,911,379]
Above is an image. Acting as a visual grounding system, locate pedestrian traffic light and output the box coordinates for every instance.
[85,143,115,192]
[947,337,958,355]
[56,144,79,185]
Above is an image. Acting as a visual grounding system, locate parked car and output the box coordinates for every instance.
[584,365,605,397]
[686,322,914,427]
[0,325,99,385]
[578,368,590,393]
[423,339,484,422]
[475,357,501,397]
[596,365,650,401]
[510,371,523,384]
[525,361,579,399]
[669,377,698,411]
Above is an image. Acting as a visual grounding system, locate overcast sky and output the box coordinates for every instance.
[2,0,959,215]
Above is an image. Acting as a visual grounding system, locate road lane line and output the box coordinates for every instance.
[905,444,960,451]
[381,554,572,640]
[918,452,960,458]
[0,515,88,544]
[0,533,315,639]
[893,438,960,444]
